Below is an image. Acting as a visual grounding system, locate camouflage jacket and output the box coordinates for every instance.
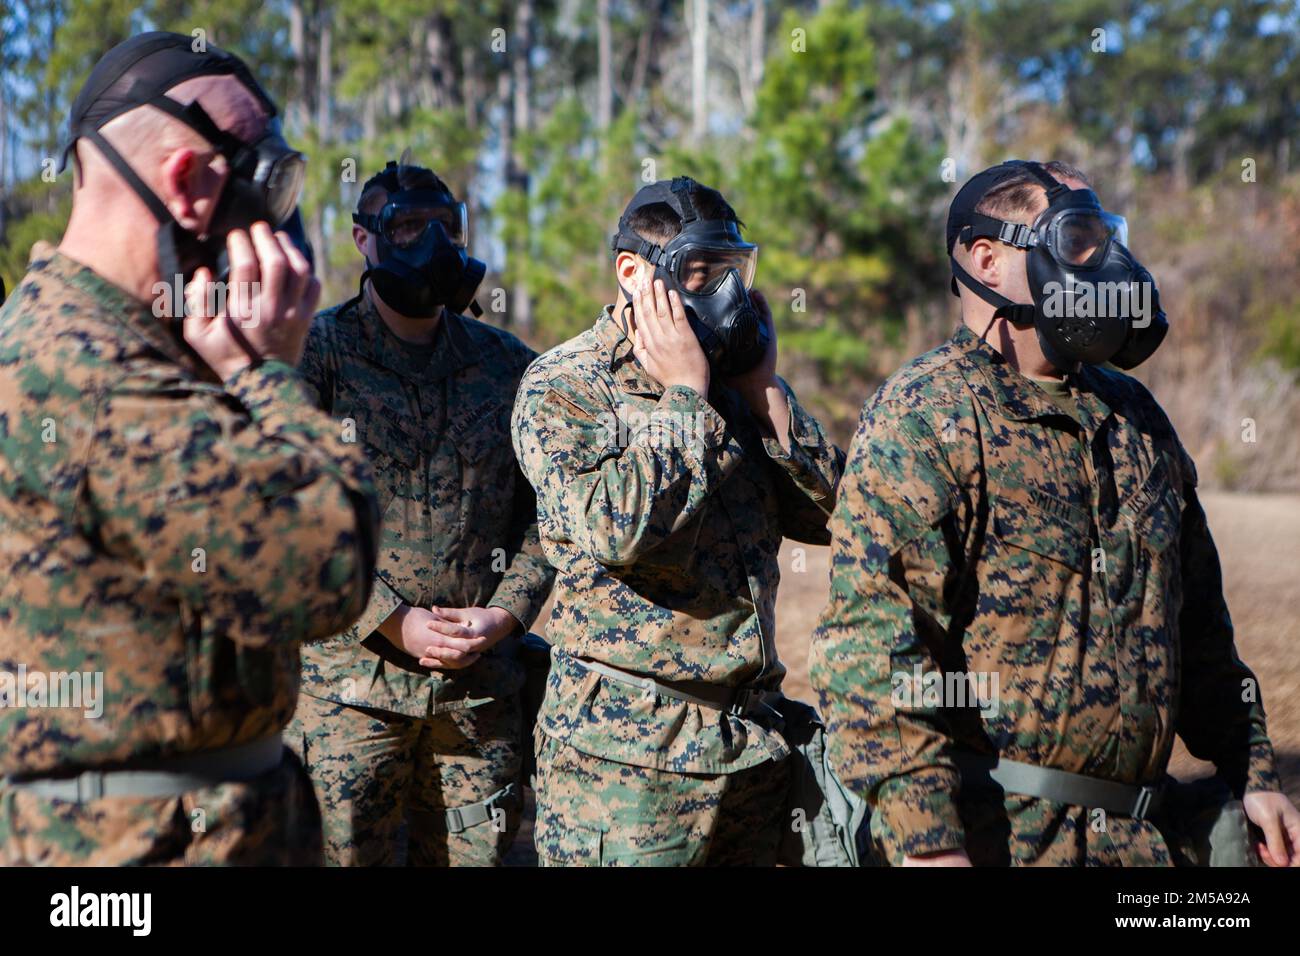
[512,308,845,774]
[296,293,554,718]
[0,247,379,777]
[810,324,1278,865]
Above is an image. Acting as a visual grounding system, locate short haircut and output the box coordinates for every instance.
[624,182,744,246]
[356,163,452,218]
[975,160,1092,224]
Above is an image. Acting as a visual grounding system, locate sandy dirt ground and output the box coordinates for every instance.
[506,491,1299,863]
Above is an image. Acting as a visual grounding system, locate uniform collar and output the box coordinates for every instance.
[46,250,205,376]
[594,305,663,398]
[951,323,1112,425]
[354,286,477,383]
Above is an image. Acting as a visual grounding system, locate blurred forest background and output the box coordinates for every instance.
[3,0,1300,488]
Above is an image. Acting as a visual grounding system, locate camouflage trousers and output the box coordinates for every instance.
[533,732,792,866]
[0,749,322,866]
[287,692,522,866]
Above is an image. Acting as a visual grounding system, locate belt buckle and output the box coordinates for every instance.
[728,689,757,717]
[76,772,106,802]
[1132,785,1157,821]
[445,808,466,834]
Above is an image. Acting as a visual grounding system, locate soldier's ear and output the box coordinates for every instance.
[353,225,371,258]
[159,146,221,233]
[967,238,1002,288]
[615,251,644,298]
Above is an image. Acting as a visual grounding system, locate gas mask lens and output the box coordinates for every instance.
[677,246,757,294]
[262,151,306,226]
[1049,210,1113,267]
[1101,211,1128,247]
[380,201,468,249]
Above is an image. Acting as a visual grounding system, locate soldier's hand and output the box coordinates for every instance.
[902,849,972,866]
[415,606,518,669]
[1243,791,1300,867]
[379,604,485,669]
[184,222,320,382]
[629,276,710,397]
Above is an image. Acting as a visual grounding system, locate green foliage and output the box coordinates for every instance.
[2,0,1299,482]
[727,0,944,379]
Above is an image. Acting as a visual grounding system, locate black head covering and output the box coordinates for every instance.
[60,31,277,172]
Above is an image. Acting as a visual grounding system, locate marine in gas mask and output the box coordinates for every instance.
[509,177,846,867]
[350,160,486,321]
[811,159,1299,869]
[288,159,554,867]
[0,31,380,867]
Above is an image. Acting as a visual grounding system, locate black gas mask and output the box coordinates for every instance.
[950,161,1167,371]
[612,177,766,377]
[61,33,307,309]
[352,162,486,319]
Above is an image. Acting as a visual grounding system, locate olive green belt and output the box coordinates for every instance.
[955,752,1165,820]
[3,734,286,802]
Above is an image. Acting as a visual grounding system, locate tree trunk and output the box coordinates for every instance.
[316,11,332,140]
[510,0,534,334]
[288,0,307,135]
[690,0,710,142]
[425,15,459,112]
[628,3,656,107]
[748,0,765,97]
[597,0,613,130]
[312,6,332,269]
[461,44,480,130]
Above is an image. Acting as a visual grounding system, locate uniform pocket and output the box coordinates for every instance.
[991,495,1089,571]
[985,496,1090,668]
[1128,463,1181,555]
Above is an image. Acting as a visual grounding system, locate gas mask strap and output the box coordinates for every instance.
[1022,161,1070,201]
[669,177,699,225]
[950,258,1035,328]
[82,128,175,226]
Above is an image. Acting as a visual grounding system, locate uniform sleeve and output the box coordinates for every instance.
[512,371,743,567]
[87,359,380,649]
[1174,472,1279,795]
[486,460,556,630]
[809,401,966,861]
[758,378,846,544]
[345,576,406,642]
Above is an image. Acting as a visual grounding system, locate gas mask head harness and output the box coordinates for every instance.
[61,32,308,300]
[948,159,1167,371]
[352,160,485,319]
[611,176,766,377]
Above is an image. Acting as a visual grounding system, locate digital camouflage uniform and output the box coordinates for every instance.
[810,324,1279,866]
[512,307,844,866]
[288,291,553,866]
[0,244,379,865]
